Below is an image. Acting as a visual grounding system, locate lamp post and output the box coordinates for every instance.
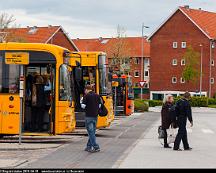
[141,23,149,100]
[199,44,203,97]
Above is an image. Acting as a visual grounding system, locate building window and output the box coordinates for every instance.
[172,59,177,66]
[144,83,149,88]
[134,58,139,64]
[134,71,139,78]
[173,42,178,48]
[172,77,177,83]
[180,77,185,83]
[144,70,149,77]
[212,42,215,49]
[181,42,187,48]
[211,60,214,66]
[181,59,186,66]
[211,78,214,84]
[144,58,149,65]
[134,83,139,87]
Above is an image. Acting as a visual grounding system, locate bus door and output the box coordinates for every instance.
[24,64,55,134]
[0,51,20,135]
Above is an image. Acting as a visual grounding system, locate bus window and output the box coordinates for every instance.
[98,55,112,95]
[59,65,71,101]
[0,54,2,92]
[9,65,19,94]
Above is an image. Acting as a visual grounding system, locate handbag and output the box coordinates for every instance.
[167,127,177,144]
[158,126,165,139]
[98,97,108,117]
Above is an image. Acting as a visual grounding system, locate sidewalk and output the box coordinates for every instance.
[118,112,216,168]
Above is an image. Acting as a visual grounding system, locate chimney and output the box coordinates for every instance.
[99,37,103,41]
[48,25,52,28]
[198,8,202,10]
[184,5,190,9]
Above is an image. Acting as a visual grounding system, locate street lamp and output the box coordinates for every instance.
[199,44,203,97]
[141,23,149,100]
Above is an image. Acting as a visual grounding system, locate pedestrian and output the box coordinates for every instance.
[173,92,193,151]
[161,94,174,148]
[81,85,101,153]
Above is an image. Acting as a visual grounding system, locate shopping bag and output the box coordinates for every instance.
[167,127,177,144]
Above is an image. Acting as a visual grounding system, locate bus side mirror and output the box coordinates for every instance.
[75,67,82,81]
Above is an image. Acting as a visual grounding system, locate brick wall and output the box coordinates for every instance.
[150,10,216,97]
[48,29,77,51]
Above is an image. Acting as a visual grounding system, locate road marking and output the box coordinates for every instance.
[202,129,214,134]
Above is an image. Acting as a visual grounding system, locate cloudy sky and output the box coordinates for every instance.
[0,0,215,38]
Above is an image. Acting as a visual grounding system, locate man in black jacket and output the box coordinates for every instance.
[174,92,193,151]
[81,85,101,153]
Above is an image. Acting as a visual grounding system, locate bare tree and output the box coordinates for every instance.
[0,13,16,29]
[0,13,25,43]
[106,25,132,74]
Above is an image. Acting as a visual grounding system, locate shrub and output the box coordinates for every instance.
[208,98,216,105]
[174,96,208,107]
[148,100,163,107]
[134,100,149,112]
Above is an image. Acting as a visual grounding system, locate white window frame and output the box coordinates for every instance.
[172,59,177,66]
[181,59,186,66]
[181,42,187,48]
[172,77,177,84]
[211,59,214,66]
[173,42,178,48]
[144,58,150,65]
[144,70,149,77]
[180,77,185,83]
[134,71,140,78]
[211,78,214,84]
[134,58,139,64]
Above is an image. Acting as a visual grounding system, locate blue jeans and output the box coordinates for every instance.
[85,117,99,150]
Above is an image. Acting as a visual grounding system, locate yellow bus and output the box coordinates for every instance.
[0,42,76,136]
[70,52,114,128]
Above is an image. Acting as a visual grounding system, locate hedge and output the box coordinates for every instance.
[208,98,216,105]
[134,100,149,112]
[148,100,163,107]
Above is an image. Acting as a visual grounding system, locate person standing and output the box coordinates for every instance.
[161,95,174,148]
[81,85,101,153]
[173,92,193,151]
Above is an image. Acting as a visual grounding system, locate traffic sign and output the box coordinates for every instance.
[139,81,146,87]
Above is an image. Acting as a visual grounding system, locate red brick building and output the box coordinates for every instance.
[1,25,78,51]
[149,6,216,100]
[73,37,150,98]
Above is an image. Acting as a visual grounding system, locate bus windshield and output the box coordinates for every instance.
[98,55,111,95]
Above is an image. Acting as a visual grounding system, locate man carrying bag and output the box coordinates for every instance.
[81,85,102,153]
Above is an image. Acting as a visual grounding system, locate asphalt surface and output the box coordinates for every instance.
[21,112,159,168]
[119,110,216,168]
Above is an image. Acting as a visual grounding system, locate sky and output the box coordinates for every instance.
[0,0,216,39]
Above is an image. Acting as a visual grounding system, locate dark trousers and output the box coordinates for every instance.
[163,128,168,146]
[174,118,190,150]
[31,107,44,132]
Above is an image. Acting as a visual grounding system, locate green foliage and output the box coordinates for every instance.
[134,100,149,112]
[182,46,200,83]
[148,100,163,107]
[174,96,208,107]
[208,98,216,105]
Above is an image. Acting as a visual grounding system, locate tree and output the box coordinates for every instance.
[0,13,24,42]
[182,46,200,83]
[106,25,132,74]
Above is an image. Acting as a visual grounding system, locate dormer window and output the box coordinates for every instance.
[28,26,38,34]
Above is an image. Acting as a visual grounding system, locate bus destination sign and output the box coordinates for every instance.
[5,52,29,65]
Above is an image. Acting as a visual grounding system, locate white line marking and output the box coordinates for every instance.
[202,129,214,134]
